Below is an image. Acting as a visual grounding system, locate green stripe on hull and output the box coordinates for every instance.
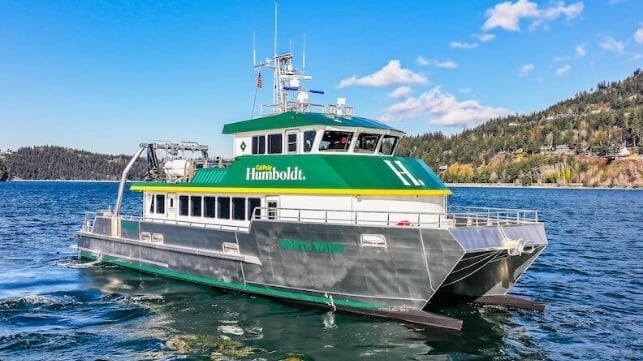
[78,250,384,310]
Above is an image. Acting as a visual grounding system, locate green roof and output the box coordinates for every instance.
[222,111,403,134]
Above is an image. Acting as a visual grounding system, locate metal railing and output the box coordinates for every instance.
[446,206,539,227]
[251,206,540,228]
[80,205,540,234]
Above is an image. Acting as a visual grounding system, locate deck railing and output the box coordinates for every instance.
[251,206,540,228]
[81,205,539,234]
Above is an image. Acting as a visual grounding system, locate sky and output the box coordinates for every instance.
[1,0,642,156]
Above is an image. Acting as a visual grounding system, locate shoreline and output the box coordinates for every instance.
[446,183,641,190]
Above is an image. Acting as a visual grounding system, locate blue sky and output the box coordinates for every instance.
[1,0,642,156]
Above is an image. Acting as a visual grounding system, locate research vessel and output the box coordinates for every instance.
[77,52,547,330]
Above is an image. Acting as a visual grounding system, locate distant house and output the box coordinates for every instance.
[554,145,575,155]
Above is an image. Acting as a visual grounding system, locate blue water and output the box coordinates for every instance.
[0,182,641,360]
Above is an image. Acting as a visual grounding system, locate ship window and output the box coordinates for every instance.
[287,133,297,153]
[267,201,277,220]
[149,195,155,213]
[252,135,265,154]
[179,196,189,216]
[190,196,202,217]
[378,135,399,155]
[204,196,216,218]
[155,194,165,214]
[217,197,230,219]
[248,198,261,220]
[355,133,381,153]
[268,133,283,154]
[319,130,353,151]
[303,130,315,152]
[232,197,246,220]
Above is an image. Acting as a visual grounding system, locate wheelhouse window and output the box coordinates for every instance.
[267,134,283,154]
[155,194,165,214]
[204,196,216,218]
[319,130,353,151]
[179,195,189,216]
[303,130,315,152]
[190,196,202,217]
[217,197,230,219]
[355,133,381,153]
[287,133,297,153]
[378,135,399,155]
[149,195,155,213]
[231,197,246,220]
[252,135,266,154]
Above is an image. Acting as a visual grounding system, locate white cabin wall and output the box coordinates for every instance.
[278,195,354,223]
[233,136,252,157]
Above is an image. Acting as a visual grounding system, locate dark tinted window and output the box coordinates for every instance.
[252,136,265,154]
[204,196,216,218]
[179,195,189,216]
[303,131,315,152]
[268,134,283,154]
[190,196,202,217]
[155,194,165,214]
[217,197,230,219]
[232,197,246,220]
[248,198,261,220]
[287,133,297,153]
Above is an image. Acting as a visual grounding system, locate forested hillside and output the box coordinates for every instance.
[3,146,146,180]
[397,69,643,187]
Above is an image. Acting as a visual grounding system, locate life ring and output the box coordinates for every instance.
[397,220,412,226]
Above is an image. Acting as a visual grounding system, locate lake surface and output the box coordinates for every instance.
[0,182,641,360]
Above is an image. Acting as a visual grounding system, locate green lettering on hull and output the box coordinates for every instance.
[279,239,344,254]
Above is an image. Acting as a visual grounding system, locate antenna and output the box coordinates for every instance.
[253,32,256,66]
[273,1,278,105]
[302,34,306,71]
[273,2,278,59]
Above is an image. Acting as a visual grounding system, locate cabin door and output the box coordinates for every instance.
[265,196,279,220]
[167,193,177,219]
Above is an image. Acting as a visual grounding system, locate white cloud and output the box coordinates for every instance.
[474,33,496,42]
[389,86,413,98]
[635,25,643,44]
[383,87,510,128]
[598,36,625,53]
[338,60,427,88]
[518,63,534,76]
[482,0,583,32]
[450,41,478,49]
[576,44,586,56]
[555,64,571,76]
[459,87,473,94]
[417,57,459,68]
[416,56,429,66]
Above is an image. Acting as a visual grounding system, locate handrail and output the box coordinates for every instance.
[82,205,540,234]
[251,206,540,228]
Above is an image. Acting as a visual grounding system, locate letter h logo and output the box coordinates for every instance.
[383,160,424,186]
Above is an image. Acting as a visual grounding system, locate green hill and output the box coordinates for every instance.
[3,145,146,181]
[397,69,643,187]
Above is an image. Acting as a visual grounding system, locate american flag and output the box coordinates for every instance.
[256,72,262,88]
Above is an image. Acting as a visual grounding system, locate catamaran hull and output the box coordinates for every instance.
[76,216,546,330]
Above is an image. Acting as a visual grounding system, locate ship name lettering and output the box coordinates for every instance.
[246,166,306,181]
